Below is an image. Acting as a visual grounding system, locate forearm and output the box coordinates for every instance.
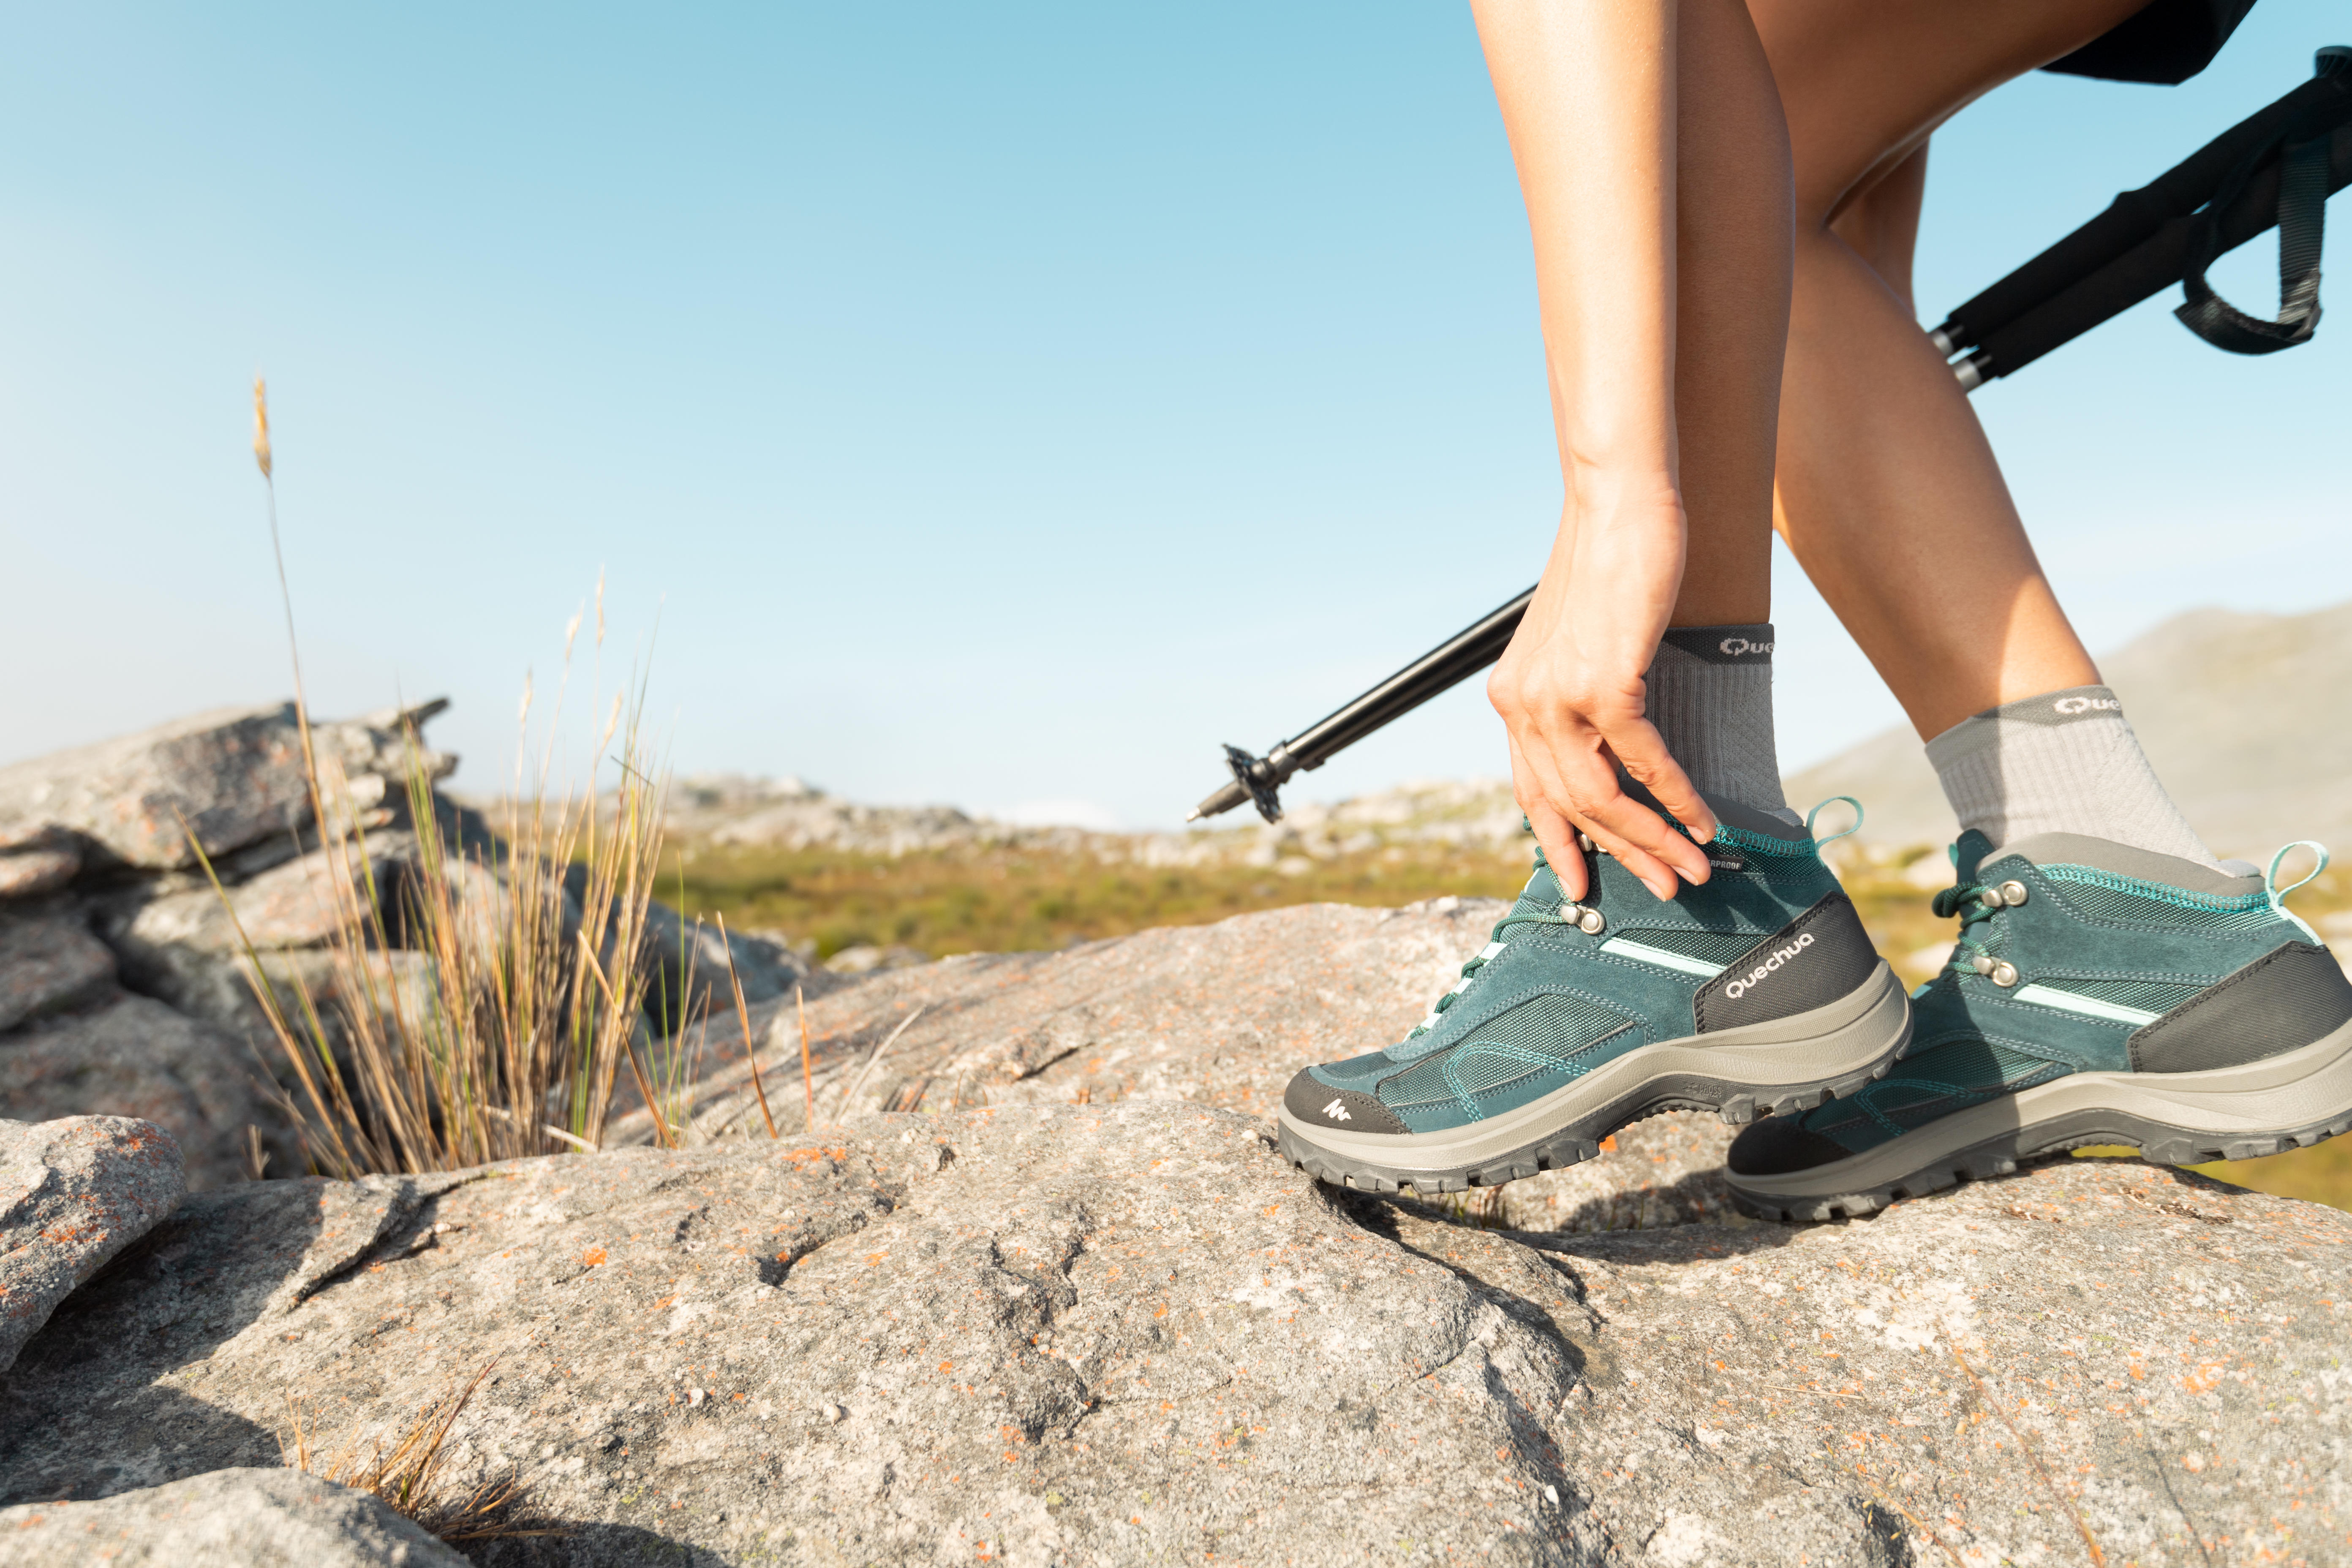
[1470,0,1679,497]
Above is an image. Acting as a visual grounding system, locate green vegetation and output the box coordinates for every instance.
[662,840,1533,959]
[668,833,2352,1214]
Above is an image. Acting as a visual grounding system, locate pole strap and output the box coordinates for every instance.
[2175,50,2352,356]
[2176,129,2331,353]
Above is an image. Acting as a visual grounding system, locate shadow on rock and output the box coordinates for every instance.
[0,1171,449,1503]
[462,1521,713,1567]
[1544,1164,1741,1235]
[0,1381,280,1506]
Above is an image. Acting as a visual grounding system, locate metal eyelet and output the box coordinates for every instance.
[1557,901,1582,921]
[1990,961,2018,987]
[1577,908,1606,935]
[1578,833,1597,853]
[1998,880,2029,907]
[1971,954,1995,975]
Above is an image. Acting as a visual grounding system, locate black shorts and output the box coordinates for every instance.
[2043,0,2259,85]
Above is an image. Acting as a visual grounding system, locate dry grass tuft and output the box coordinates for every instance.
[196,679,671,1176]
[212,385,675,1176]
[284,1362,555,1544]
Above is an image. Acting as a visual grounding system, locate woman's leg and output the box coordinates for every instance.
[1631,0,1802,829]
[1473,0,1798,898]
[1721,0,2352,1223]
[1748,0,2146,741]
[1277,0,1912,1199]
[1667,0,1791,628]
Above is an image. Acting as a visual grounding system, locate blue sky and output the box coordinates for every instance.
[2,3,2344,828]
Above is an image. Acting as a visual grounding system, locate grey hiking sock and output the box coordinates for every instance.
[1925,684,2221,869]
[1644,624,1794,820]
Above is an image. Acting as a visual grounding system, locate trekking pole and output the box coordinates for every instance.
[1186,47,2352,825]
[1935,45,2352,385]
[1187,588,1533,822]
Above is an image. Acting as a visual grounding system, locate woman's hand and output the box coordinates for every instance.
[1489,471,1718,903]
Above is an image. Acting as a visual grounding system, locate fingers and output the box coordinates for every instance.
[1509,735,1586,901]
[1573,781,1707,900]
[1509,721,1697,901]
[1612,721,1717,846]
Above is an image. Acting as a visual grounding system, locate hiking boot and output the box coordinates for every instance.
[1276,794,1910,1194]
[1726,831,2352,1222]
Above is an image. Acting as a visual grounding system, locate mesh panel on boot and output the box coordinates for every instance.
[2040,868,2278,932]
[1378,993,1635,1115]
[1462,992,1632,1057]
[1857,1038,2062,1133]
[1379,1056,1458,1113]
[1454,1049,1549,1097]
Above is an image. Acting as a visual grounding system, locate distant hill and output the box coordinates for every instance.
[1784,600,2352,858]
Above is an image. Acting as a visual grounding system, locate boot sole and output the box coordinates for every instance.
[1275,962,1911,1195]
[1726,1014,2352,1222]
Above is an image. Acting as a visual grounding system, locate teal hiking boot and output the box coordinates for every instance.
[1726,832,2352,1222]
[1277,794,1911,1193]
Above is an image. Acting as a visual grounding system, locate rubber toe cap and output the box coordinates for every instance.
[1282,1069,1409,1135]
[1726,1113,1855,1178]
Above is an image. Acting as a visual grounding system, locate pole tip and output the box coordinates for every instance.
[1184,807,1201,822]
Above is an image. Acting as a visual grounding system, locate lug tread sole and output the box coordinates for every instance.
[1727,1105,2352,1224]
[1277,1054,1899,1197]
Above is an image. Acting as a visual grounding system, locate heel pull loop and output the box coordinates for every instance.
[2266,840,2330,942]
[1806,796,1864,847]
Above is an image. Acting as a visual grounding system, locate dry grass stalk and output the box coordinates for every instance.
[206,700,670,1177]
[284,1361,551,1544]
[643,884,707,1141]
[797,983,814,1128]
[720,913,779,1139]
[219,394,672,1176]
[828,1004,925,1124]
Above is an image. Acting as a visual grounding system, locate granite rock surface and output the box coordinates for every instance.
[0,1114,183,1373]
[3,1103,2344,1565]
[0,829,80,901]
[607,896,1742,1233]
[0,1467,466,1567]
[0,909,117,1033]
[0,996,268,1190]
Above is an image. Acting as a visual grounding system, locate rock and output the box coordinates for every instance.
[0,909,117,1033]
[609,897,1504,1143]
[680,780,990,855]
[1433,1109,1745,1234]
[823,942,929,975]
[4,1103,2346,1566]
[0,1467,468,1567]
[0,705,313,871]
[0,828,80,901]
[0,1114,183,1374]
[660,774,1535,866]
[85,829,449,1083]
[0,703,456,874]
[638,899,817,1024]
[97,836,427,1055]
[0,995,268,1190]
[627,898,1808,1235]
[106,838,409,960]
